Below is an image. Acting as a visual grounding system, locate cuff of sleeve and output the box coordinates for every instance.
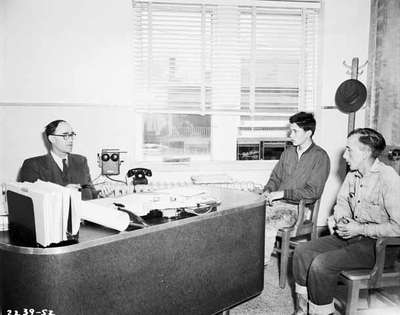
[308,300,336,315]
[295,282,308,296]
[362,223,370,237]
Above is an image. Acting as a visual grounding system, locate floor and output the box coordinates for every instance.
[228,256,400,315]
[229,256,294,315]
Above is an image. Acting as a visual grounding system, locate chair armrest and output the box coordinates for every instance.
[369,236,400,286]
[292,199,306,234]
[379,237,400,246]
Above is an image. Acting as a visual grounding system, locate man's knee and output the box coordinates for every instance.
[296,241,310,252]
[294,241,314,261]
[309,253,334,275]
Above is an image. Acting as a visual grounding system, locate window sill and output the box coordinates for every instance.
[136,159,277,173]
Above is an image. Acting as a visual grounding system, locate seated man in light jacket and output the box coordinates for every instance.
[292,128,400,315]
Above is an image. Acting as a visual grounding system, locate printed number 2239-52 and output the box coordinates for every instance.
[7,309,55,315]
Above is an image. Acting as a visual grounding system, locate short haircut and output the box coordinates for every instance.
[289,111,316,136]
[348,128,386,158]
[45,120,66,140]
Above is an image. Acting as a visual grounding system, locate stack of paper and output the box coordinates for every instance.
[6,181,81,247]
[6,181,131,247]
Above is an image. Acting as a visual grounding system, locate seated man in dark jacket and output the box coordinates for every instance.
[19,119,105,200]
[262,112,331,264]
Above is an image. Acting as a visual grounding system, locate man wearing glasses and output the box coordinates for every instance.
[19,119,100,200]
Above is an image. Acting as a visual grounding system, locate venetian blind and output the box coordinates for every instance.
[132,0,320,123]
[133,2,213,112]
[238,5,319,137]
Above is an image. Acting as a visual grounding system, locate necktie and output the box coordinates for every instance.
[62,158,68,177]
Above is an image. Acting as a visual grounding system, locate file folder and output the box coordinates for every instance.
[6,184,79,247]
[7,190,37,247]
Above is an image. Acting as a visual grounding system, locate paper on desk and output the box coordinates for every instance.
[22,186,52,246]
[90,186,219,217]
[33,181,81,237]
[5,181,82,247]
[89,193,155,216]
[155,186,207,197]
[91,193,181,216]
[80,199,130,231]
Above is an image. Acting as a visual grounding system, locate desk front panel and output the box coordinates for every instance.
[0,188,265,315]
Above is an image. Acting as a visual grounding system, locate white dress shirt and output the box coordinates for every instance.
[50,151,67,171]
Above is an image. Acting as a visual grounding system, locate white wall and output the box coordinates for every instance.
[0,105,137,181]
[0,1,4,97]
[2,0,134,104]
[314,0,371,225]
[0,0,372,225]
[0,0,136,181]
[0,1,5,171]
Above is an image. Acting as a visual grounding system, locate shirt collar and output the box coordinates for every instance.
[50,151,68,171]
[354,158,380,178]
[370,158,381,173]
[296,141,314,155]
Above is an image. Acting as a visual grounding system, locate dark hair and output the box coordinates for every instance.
[45,120,66,140]
[289,111,316,136]
[347,128,386,158]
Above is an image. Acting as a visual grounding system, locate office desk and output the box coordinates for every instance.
[0,188,265,315]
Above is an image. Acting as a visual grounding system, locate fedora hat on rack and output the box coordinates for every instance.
[335,79,367,113]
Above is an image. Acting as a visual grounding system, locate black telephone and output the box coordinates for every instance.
[126,168,152,186]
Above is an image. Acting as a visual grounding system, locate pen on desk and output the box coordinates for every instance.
[129,222,148,229]
[116,207,149,227]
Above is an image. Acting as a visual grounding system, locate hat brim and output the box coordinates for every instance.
[335,79,367,113]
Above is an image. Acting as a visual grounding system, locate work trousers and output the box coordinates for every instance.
[292,234,376,306]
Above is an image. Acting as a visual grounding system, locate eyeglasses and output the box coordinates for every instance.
[51,132,77,140]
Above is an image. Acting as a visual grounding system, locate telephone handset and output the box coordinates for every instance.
[127,168,152,178]
[126,168,152,186]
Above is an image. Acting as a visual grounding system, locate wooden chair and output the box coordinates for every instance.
[338,237,400,314]
[274,198,322,288]
[336,146,400,313]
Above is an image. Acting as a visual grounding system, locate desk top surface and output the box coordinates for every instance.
[0,187,264,254]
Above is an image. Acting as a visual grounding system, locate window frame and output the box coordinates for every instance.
[132,0,321,163]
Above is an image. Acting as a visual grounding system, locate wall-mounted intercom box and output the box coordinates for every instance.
[98,149,125,175]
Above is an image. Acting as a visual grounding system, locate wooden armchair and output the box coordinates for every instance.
[336,146,400,313]
[338,236,400,314]
[274,198,322,288]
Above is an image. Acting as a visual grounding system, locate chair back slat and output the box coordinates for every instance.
[292,198,321,239]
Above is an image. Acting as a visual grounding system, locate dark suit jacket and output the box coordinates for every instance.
[19,153,98,200]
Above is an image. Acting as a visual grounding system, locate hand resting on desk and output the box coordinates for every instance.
[66,183,116,199]
[262,190,284,206]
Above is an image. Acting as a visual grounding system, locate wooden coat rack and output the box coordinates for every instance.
[342,57,368,133]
